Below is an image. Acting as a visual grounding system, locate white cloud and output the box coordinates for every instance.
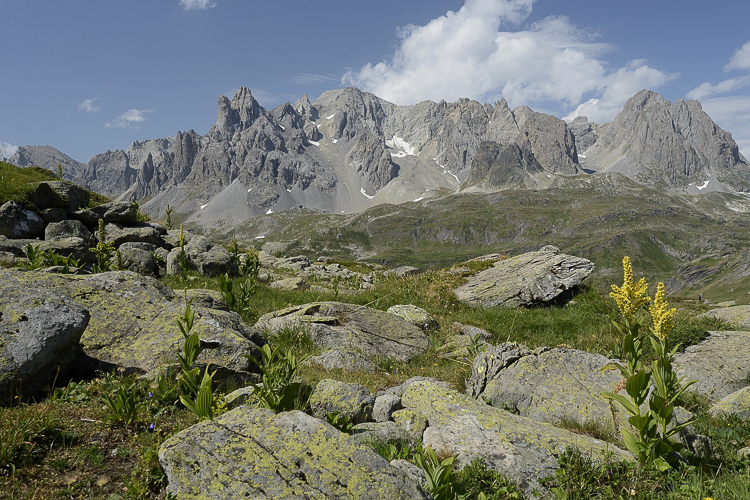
[0,141,18,159]
[179,0,215,11]
[290,73,339,85]
[725,41,750,72]
[686,76,750,100]
[78,98,101,113]
[343,0,676,123]
[105,109,151,129]
[700,95,750,161]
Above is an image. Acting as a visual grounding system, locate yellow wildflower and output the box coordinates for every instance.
[650,282,676,342]
[179,223,186,247]
[610,256,650,321]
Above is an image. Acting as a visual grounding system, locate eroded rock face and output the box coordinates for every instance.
[674,331,750,401]
[401,380,631,497]
[454,246,594,308]
[254,302,429,363]
[158,407,430,500]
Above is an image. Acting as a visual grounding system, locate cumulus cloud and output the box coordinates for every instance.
[179,0,215,11]
[686,76,750,100]
[725,41,750,71]
[343,0,676,123]
[0,141,18,159]
[105,109,151,129]
[78,98,101,113]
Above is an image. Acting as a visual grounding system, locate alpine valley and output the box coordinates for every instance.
[9,87,750,300]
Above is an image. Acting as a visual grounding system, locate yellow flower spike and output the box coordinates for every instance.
[610,256,650,322]
[650,282,676,342]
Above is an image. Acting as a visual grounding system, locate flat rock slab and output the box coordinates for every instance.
[710,386,750,419]
[468,346,625,433]
[674,331,750,402]
[454,246,594,308]
[698,305,750,329]
[401,380,630,497]
[254,302,429,363]
[158,407,430,500]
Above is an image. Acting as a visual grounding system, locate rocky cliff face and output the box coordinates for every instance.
[11,87,748,228]
[578,90,750,192]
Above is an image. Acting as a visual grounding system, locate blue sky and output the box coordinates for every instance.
[2,0,749,162]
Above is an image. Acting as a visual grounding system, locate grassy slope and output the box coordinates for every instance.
[212,175,750,304]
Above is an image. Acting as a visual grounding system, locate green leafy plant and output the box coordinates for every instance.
[56,161,63,181]
[90,218,116,273]
[164,203,174,230]
[602,257,697,468]
[239,247,260,279]
[218,273,256,315]
[459,459,525,499]
[176,300,216,419]
[132,199,150,222]
[325,412,354,434]
[413,446,465,500]
[102,383,142,425]
[244,343,310,413]
[22,243,45,270]
[177,223,190,276]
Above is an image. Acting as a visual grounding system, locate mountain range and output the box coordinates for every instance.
[7,87,750,234]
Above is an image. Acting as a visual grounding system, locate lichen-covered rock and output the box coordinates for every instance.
[351,421,403,445]
[165,235,238,277]
[698,305,750,329]
[0,271,89,403]
[0,201,44,239]
[470,346,626,433]
[181,289,229,311]
[674,331,750,401]
[158,407,430,499]
[467,343,532,397]
[392,409,428,446]
[309,379,375,424]
[254,302,429,363]
[269,276,308,291]
[387,305,439,331]
[0,269,264,375]
[401,380,631,497]
[710,386,750,419]
[118,247,155,276]
[373,393,402,422]
[306,349,379,372]
[38,181,90,213]
[454,246,594,307]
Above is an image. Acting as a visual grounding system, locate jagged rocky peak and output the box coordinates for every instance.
[567,116,599,153]
[584,89,750,192]
[8,145,87,182]
[346,131,398,194]
[213,87,263,137]
[314,87,394,140]
[294,94,318,121]
[272,102,304,132]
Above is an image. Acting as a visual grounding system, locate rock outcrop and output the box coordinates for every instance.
[254,302,429,363]
[158,407,430,499]
[454,246,595,307]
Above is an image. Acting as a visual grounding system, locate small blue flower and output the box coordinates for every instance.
[149,423,155,431]
[148,391,153,398]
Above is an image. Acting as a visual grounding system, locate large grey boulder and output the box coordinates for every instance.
[75,201,138,226]
[401,380,631,497]
[673,331,750,401]
[158,407,430,499]
[0,201,44,239]
[468,345,625,433]
[454,246,594,307]
[36,181,90,213]
[254,302,430,363]
[45,219,95,246]
[118,247,155,276]
[710,387,750,419]
[309,379,375,424]
[99,222,165,248]
[305,349,379,372]
[387,305,439,331]
[0,268,264,375]
[0,236,95,264]
[165,235,237,277]
[0,275,89,403]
